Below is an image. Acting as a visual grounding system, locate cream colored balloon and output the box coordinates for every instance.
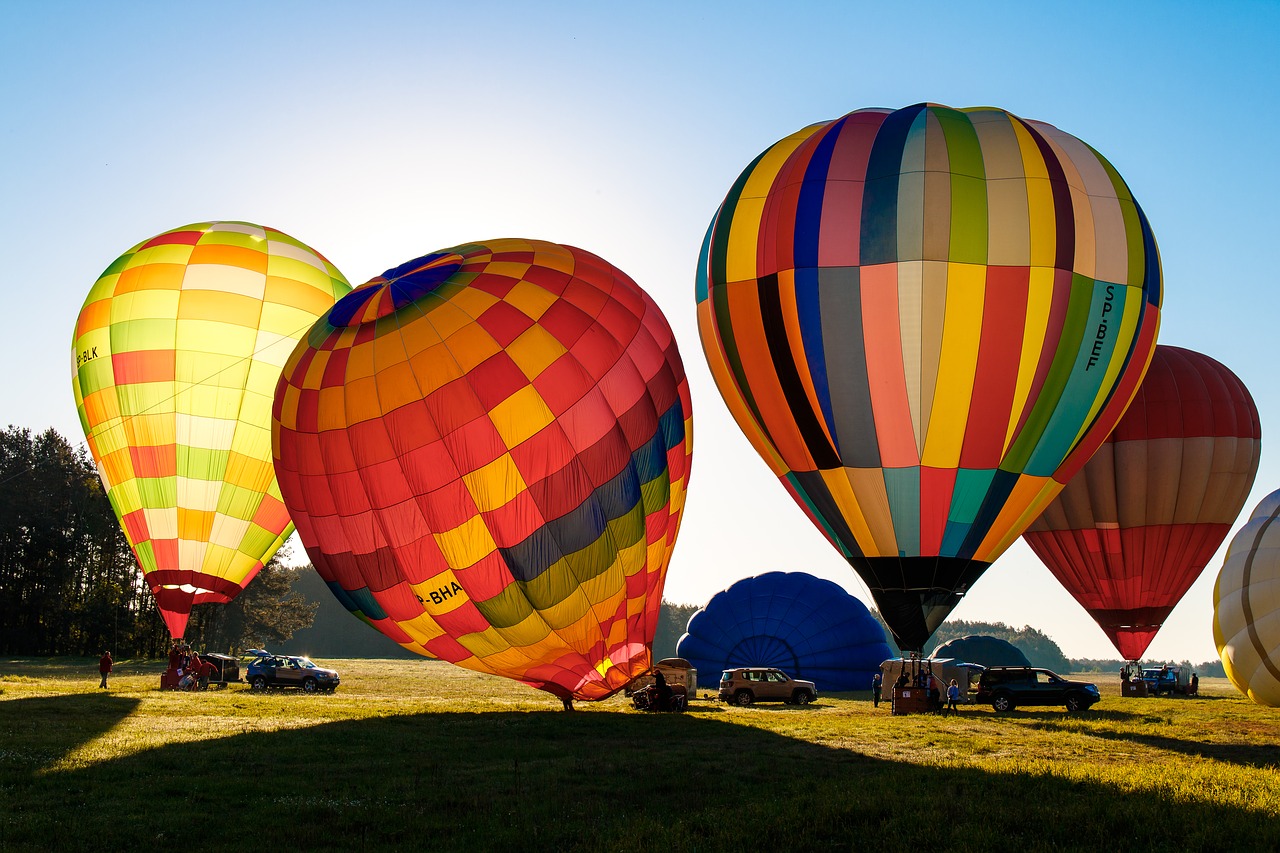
[1213,489,1280,706]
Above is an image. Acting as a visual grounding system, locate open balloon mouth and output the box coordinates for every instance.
[329,252,464,326]
[161,583,218,596]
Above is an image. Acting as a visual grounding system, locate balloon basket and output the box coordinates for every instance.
[1122,680,1148,698]
[890,686,937,715]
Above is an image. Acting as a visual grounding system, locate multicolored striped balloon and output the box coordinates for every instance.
[273,239,692,703]
[697,104,1162,651]
[72,221,352,638]
[1025,345,1260,660]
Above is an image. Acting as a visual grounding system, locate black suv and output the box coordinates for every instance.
[975,666,1099,712]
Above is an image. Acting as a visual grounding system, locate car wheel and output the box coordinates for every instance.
[734,690,754,707]
[793,690,812,705]
[250,676,267,691]
[303,677,318,693]
[1065,694,1087,712]
[991,694,1015,712]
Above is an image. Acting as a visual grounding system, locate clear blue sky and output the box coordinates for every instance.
[4,1,1278,662]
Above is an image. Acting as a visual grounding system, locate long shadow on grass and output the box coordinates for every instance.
[995,708,1149,724]
[1029,721,1280,769]
[998,708,1280,769]
[1,709,1278,852]
[0,693,140,770]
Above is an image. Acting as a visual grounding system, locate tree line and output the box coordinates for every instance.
[0,424,706,663]
[2,424,1229,677]
[0,424,703,662]
[0,426,313,657]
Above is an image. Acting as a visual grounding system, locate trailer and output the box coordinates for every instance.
[159,651,240,690]
[201,653,240,688]
[626,658,699,699]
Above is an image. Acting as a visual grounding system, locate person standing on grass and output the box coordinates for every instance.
[197,656,217,691]
[872,671,882,707]
[180,650,203,690]
[946,678,960,714]
[99,651,113,689]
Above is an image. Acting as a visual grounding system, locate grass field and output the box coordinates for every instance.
[1,658,1277,852]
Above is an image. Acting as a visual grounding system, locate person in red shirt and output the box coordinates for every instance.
[197,657,217,690]
[165,642,185,690]
[99,651,113,689]
[180,651,201,690]
[168,643,182,670]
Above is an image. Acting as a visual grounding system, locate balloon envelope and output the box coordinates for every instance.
[72,221,351,637]
[930,635,1030,669]
[676,572,892,690]
[697,104,1162,651]
[1025,345,1260,660]
[273,240,693,702]
[1214,490,1280,707]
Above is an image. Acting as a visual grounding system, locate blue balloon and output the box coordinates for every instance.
[677,572,892,691]
[931,635,1030,669]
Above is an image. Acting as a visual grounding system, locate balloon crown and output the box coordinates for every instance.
[329,252,463,326]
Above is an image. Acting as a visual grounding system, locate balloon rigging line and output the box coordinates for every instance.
[2,317,321,492]
[81,317,318,455]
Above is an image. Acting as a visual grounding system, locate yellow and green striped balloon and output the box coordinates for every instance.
[72,222,350,637]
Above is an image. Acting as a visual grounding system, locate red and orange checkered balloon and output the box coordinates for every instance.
[273,239,693,702]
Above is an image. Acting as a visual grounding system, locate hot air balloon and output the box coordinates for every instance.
[272,239,692,704]
[72,221,352,638]
[697,103,1162,651]
[676,572,891,690]
[930,635,1030,669]
[1024,345,1260,660]
[1214,490,1280,706]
